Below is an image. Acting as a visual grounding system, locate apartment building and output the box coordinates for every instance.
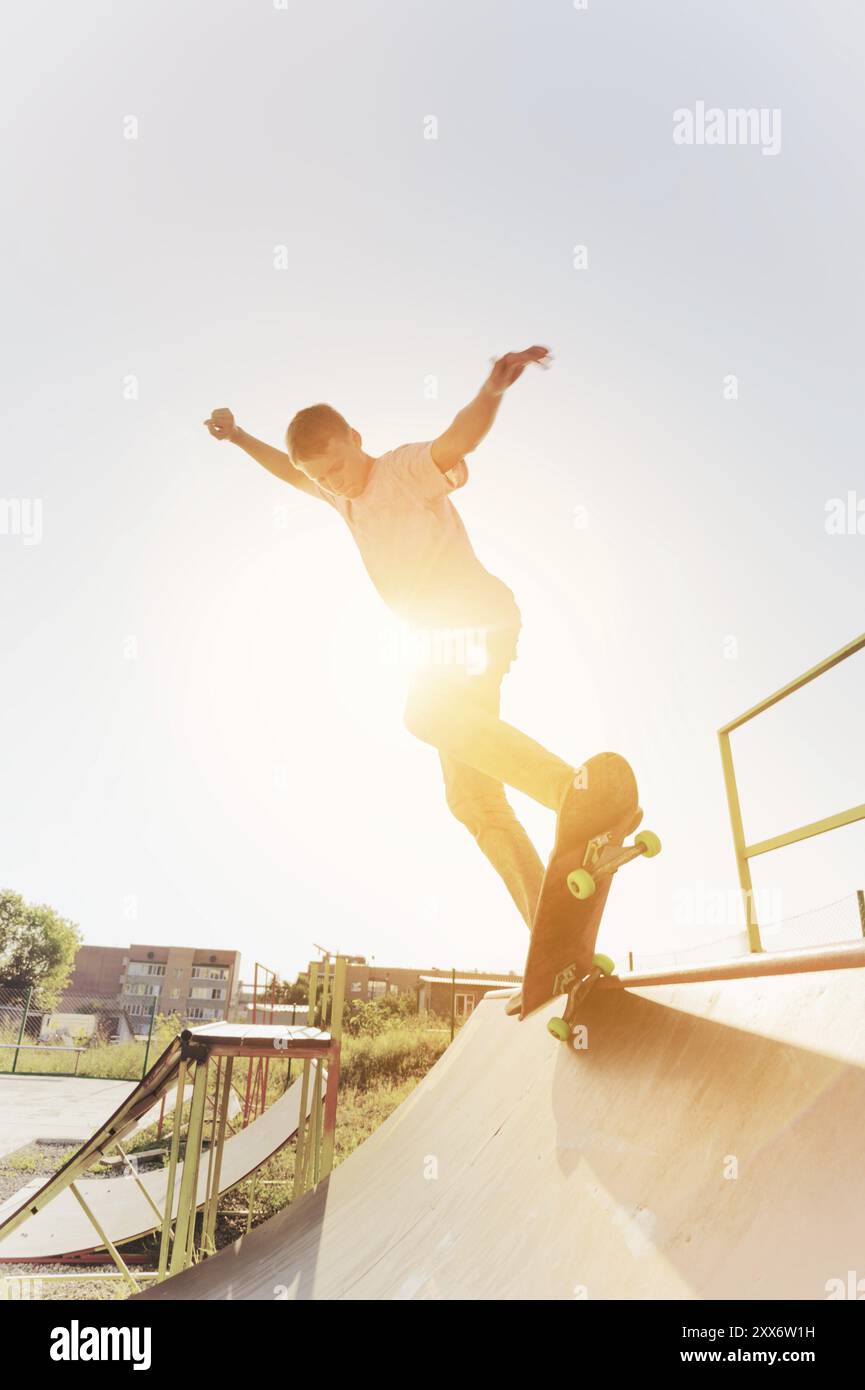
[63,942,242,1034]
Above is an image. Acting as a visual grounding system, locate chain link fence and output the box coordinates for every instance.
[628,889,865,973]
[0,988,159,1079]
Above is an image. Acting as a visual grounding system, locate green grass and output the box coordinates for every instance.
[0,1036,166,1081]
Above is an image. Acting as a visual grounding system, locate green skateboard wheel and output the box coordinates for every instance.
[548,1017,571,1042]
[635,829,661,858]
[592,953,616,976]
[567,868,596,900]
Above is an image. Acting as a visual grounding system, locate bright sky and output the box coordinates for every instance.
[2,1,863,984]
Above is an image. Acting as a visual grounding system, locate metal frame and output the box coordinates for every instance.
[293,954,346,1199]
[718,632,865,950]
[604,940,865,990]
[242,962,278,1125]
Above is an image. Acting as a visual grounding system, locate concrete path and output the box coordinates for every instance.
[0,1075,137,1158]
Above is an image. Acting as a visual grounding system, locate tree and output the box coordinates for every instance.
[0,889,81,1007]
[276,974,310,1005]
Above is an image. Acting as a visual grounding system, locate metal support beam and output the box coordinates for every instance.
[718,728,762,951]
[169,1058,209,1276]
[157,1059,187,1281]
[69,1184,141,1294]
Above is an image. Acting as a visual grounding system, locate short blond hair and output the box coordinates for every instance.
[285,404,351,464]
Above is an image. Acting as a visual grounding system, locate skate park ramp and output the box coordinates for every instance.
[136,945,865,1300]
[0,1030,321,1261]
[0,1064,318,1260]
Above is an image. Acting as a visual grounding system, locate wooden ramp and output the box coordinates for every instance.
[0,1067,317,1261]
[0,1022,323,1262]
[135,945,865,1301]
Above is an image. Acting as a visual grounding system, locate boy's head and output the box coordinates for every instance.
[286,403,371,498]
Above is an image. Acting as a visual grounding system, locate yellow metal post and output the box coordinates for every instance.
[718,728,762,951]
[203,1056,234,1252]
[293,961,320,1199]
[169,1056,209,1275]
[157,1058,187,1280]
[320,956,347,1178]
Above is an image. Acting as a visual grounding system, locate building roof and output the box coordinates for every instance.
[418,975,521,988]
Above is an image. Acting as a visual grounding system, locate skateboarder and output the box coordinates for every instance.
[205,348,609,930]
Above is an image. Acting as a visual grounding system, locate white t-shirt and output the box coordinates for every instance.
[314,441,521,632]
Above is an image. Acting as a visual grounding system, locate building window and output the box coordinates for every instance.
[191,965,229,981]
[368,980,388,999]
[189,987,226,1001]
[455,993,476,1018]
[128,962,165,978]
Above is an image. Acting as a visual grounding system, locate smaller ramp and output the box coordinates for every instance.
[0,1065,319,1260]
[0,1023,330,1262]
[0,1036,184,1251]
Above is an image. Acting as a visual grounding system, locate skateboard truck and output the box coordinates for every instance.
[547,953,617,1042]
[548,828,662,1042]
[566,828,661,901]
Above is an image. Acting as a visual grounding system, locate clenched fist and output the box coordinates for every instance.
[204,407,240,442]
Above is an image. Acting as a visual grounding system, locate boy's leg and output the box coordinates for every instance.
[405,627,566,928]
[404,639,575,813]
[440,754,545,929]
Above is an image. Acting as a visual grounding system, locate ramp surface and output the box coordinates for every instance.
[136,948,865,1300]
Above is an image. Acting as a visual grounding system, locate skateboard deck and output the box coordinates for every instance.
[516,751,660,1024]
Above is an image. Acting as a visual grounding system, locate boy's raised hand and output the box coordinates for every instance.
[204,407,240,442]
[485,345,551,397]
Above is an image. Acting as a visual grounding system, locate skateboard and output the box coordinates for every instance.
[509,751,661,1042]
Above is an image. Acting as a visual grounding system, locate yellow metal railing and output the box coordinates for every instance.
[718,631,865,951]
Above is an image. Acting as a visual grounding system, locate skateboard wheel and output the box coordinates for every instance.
[547,1017,571,1042]
[567,868,597,900]
[635,829,662,858]
[592,953,616,976]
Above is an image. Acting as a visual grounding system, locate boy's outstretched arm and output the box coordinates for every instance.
[203,408,322,499]
[431,345,551,473]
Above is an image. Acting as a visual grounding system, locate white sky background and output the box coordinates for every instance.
[2,0,863,982]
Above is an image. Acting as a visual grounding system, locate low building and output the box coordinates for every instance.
[309,958,521,1017]
[417,974,518,1019]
